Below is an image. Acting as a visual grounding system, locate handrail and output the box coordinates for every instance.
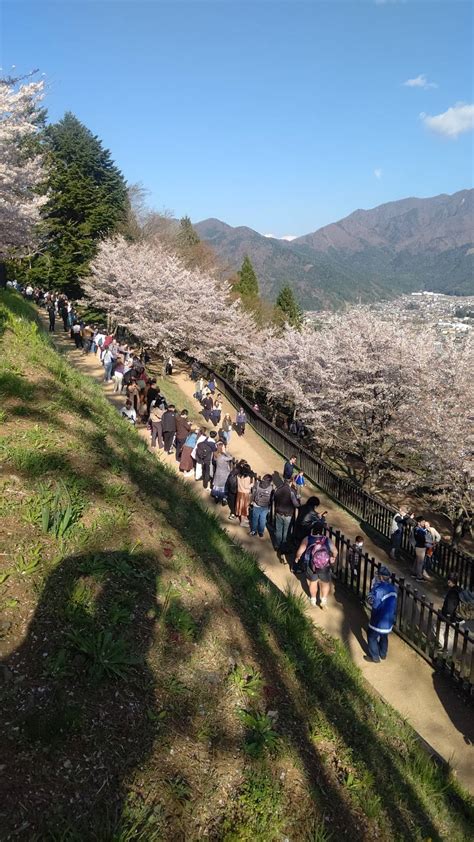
[191,361,473,590]
[323,524,474,695]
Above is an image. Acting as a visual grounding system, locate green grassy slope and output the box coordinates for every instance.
[0,290,472,841]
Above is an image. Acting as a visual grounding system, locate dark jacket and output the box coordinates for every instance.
[441,587,460,620]
[414,526,428,548]
[273,482,299,516]
[161,410,177,433]
[293,505,323,544]
[146,387,159,411]
[202,397,213,412]
[283,460,295,480]
[225,468,239,495]
[176,416,191,440]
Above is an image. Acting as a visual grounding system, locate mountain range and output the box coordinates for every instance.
[195,189,474,309]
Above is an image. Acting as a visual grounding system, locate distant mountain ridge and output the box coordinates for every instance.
[195,190,474,309]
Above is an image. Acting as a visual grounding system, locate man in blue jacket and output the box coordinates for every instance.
[366,565,398,663]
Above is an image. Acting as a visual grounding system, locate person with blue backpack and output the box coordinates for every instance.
[294,522,338,609]
[366,565,398,662]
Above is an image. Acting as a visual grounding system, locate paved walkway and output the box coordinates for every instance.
[44,323,474,792]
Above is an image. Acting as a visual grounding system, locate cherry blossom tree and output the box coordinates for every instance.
[84,235,258,367]
[0,74,46,256]
[419,335,473,541]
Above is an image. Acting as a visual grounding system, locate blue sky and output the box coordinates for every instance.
[2,0,473,236]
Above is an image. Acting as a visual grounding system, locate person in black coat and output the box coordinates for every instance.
[292,496,326,546]
[201,395,213,422]
[161,405,177,453]
[225,463,240,519]
[47,303,56,332]
[441,572,461,620]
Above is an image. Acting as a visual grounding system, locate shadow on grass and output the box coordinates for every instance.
[121,445,472,840]
[0,371,35,402]
[2,550,160,838]
[2,291,472,839]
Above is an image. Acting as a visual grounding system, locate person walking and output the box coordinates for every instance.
[161,405,177,453]
[235,462,253,525]
[210,396,222,427]
[191,428,207,481]
[60,301,69,332]
[120,399,137,425]
[179,429,198,474]
[389,510,414,560]
[411,516,429,581]
[249,474,273,538]
[47,302,56,332]
[149,402,164,449]
[72,322,83,349]
[366,565,398,662]
[103,347,114,383]
[221,413,233,445]
[225,462,240,520]
[294,522,338,609]
[175,409,192,461]
[440,572,461,621]
[273,479,300,559]
[196,431,218,489]
[424,521,440,576]
[112,359,125,393]
[292,497,326,548]
[348,535,365,573]
[211,443,233,503]
[283,455,297,481]
[201,394,213,423]
[235,408,247,436]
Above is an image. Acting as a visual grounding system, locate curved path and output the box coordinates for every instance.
[44,323,474,791]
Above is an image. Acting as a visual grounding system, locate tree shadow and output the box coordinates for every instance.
[0,371,35,401]
[432,670,474,746]
[119,446,467,840]
[1,550,160,838]
[333,578,370,656]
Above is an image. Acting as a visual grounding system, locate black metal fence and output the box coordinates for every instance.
[325,525,474,694]
[207,368,473,590]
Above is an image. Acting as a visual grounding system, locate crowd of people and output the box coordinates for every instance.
[12,283,473,661]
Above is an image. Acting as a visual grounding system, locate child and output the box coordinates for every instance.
[348,535,365,572]
[295,471,305,491]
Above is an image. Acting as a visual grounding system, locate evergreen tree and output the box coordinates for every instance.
[177,215,200,249]
[275,283,304,329]
[29,112,128,295]
[235,255,259,299]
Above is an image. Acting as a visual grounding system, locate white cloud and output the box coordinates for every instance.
[374,168,383,180]
[404,73,438,90]
[420,102,474,138]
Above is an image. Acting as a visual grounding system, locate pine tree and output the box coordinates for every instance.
[177,215,200,249]
[275,283,304,329]
[29,112,128,295]
[235,255,259,299]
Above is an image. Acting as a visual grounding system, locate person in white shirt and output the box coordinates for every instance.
[120,399,136,425]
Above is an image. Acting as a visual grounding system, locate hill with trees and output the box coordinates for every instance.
[195,190,474,309]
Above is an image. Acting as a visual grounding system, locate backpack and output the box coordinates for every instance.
[253,482,272,508]
[306,536,331,572]
[455,590,474,622]
[196,440,213,464]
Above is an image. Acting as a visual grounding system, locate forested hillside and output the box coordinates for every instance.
[196,190,474,309]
